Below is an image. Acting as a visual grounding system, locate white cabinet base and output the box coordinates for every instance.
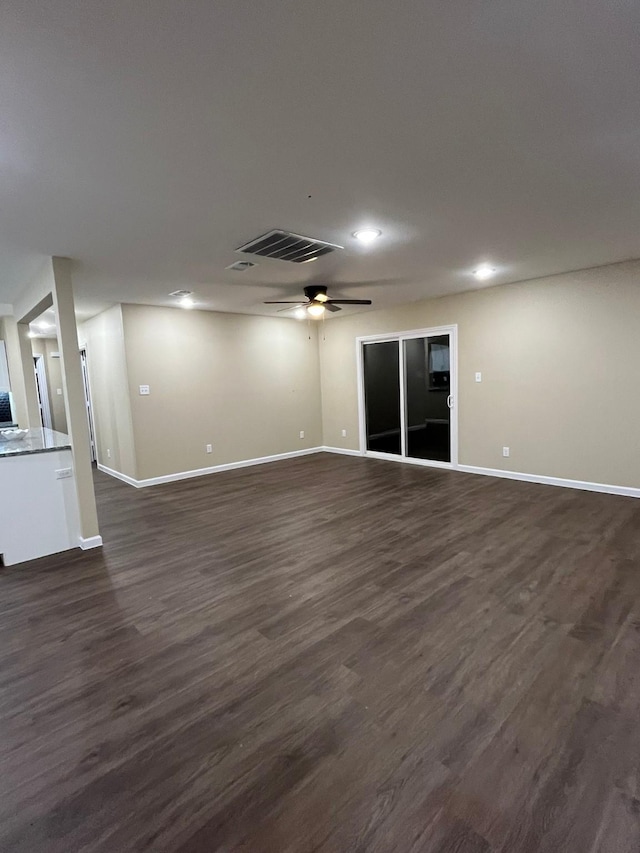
[0,449,82,566]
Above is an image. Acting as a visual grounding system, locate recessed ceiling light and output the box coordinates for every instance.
[473,264,496,281]
[353,228,382,246]
[169,289,195,308]
[307,303,325,318]
[294,308,306,320]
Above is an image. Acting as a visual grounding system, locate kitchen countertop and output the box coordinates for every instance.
[0,427,72,458]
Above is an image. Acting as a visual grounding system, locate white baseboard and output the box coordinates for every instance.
[79,535,103,550]
[98,448,324,488]
[323,449,640,499]
[97,464,139,488]
[98,449,640,500]
[457,464,640,499]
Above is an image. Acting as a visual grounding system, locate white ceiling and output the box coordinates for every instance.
[1,0,639,321]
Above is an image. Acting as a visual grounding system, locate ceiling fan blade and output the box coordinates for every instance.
[263,301,309,304]
[276,304,303,313]
[326,299,373,305]
[323,302,341,312]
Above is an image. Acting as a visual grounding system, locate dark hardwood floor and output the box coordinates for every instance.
[1,453,640,851]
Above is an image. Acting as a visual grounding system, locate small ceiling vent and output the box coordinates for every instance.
[169,289,193,298]
[226,260,257,271]
[236,230,343,263]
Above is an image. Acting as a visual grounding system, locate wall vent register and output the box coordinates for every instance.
[236,230,343,263]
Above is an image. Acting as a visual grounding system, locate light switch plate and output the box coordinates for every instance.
[475,372,482,383]
[139,385,150,396]
[56,468,73,479]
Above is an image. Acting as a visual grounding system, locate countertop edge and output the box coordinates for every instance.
[0,444,72,459]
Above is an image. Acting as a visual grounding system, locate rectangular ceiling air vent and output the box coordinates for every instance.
[226,260,257,271]
[236,230,343,263]
[169,289,193,298]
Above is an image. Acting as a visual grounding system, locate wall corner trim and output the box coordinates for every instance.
[79,535,103,550]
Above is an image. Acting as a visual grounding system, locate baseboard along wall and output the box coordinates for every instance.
[78,535,104,550]
[97,446,640,499]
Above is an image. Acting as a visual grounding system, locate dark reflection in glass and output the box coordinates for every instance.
[363,341,401,455]
[404,335,451,462]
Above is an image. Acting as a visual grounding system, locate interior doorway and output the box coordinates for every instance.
[80,348,97,463]
[33,355,53,431]
[357,325,458,468]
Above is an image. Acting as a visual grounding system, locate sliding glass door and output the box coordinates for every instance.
[360,327,456,466]
[363,340,401,455]
[404,334,451,463]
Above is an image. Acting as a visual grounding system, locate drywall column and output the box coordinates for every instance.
[51,257,100,543]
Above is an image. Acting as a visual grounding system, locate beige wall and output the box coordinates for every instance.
[80,305,137,479]
[45,339,68,434]
[320,260,640,489]
[30,338,68,433]
[121,304,323,481]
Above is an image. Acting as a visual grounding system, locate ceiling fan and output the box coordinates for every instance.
[264,285,372,317]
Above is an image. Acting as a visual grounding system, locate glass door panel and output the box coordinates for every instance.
[404,334,451,462]
[363,340,401,455]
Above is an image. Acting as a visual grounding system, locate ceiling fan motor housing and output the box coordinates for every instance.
[304,285,328,302]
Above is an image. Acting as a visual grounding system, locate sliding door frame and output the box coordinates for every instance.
[356,324,458,470]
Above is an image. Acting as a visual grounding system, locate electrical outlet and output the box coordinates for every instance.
[107,448,111,459]
[56,388,63,396]
[475,372,482,383]
[503,446,510,458]
[139,384,150,396]
[55,468,73,479]
[206,444,212,454]
[299,430,305,439]
[341,429,347,437]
